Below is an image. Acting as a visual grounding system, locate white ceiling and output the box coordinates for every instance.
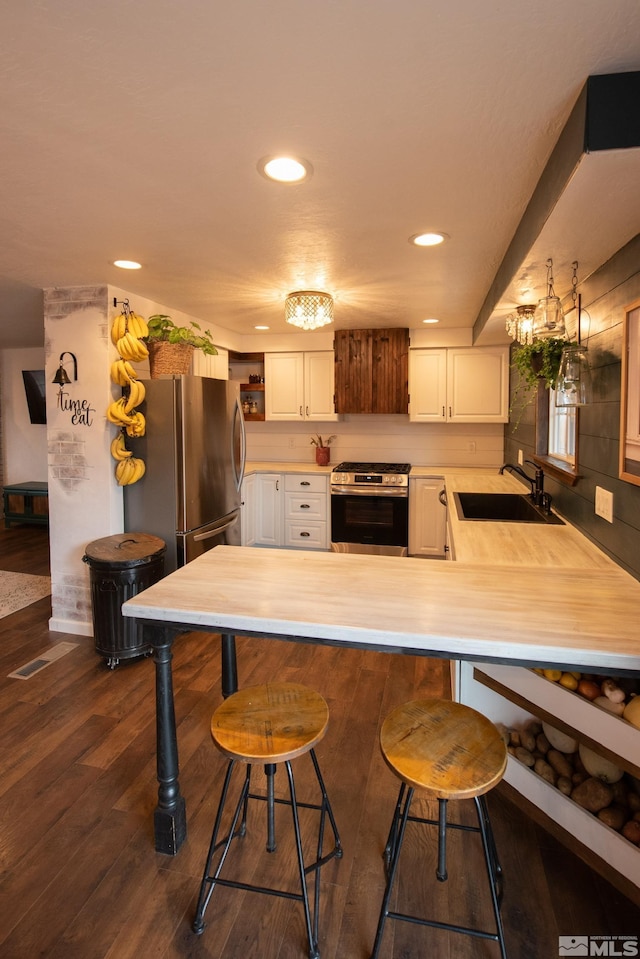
[2,0,640,350]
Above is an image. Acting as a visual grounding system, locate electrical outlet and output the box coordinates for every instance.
[288,437,295,449]
[467,441,476,453]
[517,449,524,466]
[595,486,614,523]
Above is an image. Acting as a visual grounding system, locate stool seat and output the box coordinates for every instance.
[212,681,329,763]
[380,698,507,800]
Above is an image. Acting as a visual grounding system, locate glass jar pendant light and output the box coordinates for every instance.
[555,343,592,407]
[534,258,566,339]
[555,265,592,408]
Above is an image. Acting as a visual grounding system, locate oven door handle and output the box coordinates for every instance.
[330,486,408,497]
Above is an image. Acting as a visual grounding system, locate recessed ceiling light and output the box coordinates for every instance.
[113,259,142,270]
[422,318,439,324]
[258,156,312,183]
[409,232,449,247]
[255,325,270,330]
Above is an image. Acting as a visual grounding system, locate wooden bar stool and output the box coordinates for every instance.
[370,699,508,959]
[192,682,342,959]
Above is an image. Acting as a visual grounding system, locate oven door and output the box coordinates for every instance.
[331,488,408,556]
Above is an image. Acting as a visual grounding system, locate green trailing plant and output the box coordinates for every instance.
[510,337,570,431]
[512,337,568,390]
[146,314,218,355]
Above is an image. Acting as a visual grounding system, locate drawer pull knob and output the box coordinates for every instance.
[300,503,310,509]
[300,531,310,537]
[300,481,311,486]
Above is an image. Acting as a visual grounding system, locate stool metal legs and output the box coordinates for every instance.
[371,787,507,959]
[192,749,342,959]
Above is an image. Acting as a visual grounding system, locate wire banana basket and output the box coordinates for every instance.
[148,342,194,377]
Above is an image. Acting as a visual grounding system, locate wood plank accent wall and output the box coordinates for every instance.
[504,233,640,581]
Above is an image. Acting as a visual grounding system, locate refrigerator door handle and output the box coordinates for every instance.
[193,510,240,543]
[234,396,246,491]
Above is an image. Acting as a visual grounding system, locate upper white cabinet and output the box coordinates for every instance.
[409,347,509,423]
[265,352,337,422]
[191,347,230,380]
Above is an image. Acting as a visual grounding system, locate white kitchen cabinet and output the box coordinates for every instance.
[264,352,337,421]
[254,473,282,547]
[240,473,255,546]
[457,660,640,898]
[191,347,229,379]
[409,347,509,423]
[251,472,330,550]
[408,477,446,557]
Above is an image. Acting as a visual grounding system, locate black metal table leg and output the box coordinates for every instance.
[147,624,187,855]
[220,633,238,697]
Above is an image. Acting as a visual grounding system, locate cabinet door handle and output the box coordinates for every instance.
[306,406,309,417]
[438,489,447,507]
[449,406,452,417]
[442,406,445,417]
[299,405,303,417]
[276,480,279,491]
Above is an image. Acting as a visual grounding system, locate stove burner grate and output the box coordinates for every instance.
[334,462,411,474]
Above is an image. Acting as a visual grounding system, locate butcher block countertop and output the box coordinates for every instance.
[122,462,638,674]
[123,543,640,675]
[245,462,616,571]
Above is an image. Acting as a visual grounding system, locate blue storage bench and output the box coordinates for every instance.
[2,482,49,527]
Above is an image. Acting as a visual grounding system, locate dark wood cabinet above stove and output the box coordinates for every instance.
[334,328,409,414]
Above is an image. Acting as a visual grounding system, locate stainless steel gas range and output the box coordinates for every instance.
[330,462,411,556]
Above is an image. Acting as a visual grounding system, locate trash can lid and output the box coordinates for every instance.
[83,533,166,567]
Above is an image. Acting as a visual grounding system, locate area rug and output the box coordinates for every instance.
[0,570,51,619]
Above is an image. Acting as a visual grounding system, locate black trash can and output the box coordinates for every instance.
[83,533,166,668]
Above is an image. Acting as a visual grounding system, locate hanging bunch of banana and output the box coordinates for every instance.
[110,309,150,362]
[108,301,149,486]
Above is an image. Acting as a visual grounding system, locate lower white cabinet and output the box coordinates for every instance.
[240,473,255,546]
[408,477,446,557]
[250,472,330,550]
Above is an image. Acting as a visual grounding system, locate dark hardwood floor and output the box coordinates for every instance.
[0,524,638,958]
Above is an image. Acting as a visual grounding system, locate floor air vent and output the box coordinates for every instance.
[8,642,79,680]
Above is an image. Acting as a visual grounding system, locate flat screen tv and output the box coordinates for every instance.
[22,370,47,424]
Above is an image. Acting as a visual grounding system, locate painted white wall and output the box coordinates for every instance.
[0,347,48,483]
[244,417,504,469]
[44,285,232,636]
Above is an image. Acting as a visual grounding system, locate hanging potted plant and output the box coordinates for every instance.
[510,336,570,429]
[145,314,218,377]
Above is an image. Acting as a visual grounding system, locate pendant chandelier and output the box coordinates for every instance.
[285,291,334,331]
[505,304,536,345]
[534,258,566,339]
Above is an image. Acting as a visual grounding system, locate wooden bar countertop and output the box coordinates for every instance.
[122,543,640,675]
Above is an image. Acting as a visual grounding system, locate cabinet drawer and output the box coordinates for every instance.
[284,473,327,494]
[283,520,328,550]
[285,492,326,520]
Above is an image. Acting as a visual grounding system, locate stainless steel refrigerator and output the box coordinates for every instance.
[124,375,245,572]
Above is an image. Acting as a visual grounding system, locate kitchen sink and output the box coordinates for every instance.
[453,491,565,525]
